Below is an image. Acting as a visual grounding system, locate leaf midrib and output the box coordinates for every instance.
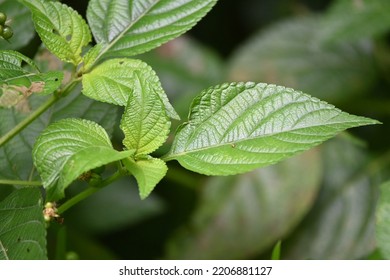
[96,0,162,63]
[0,239,9,260]
[165,118,372,160]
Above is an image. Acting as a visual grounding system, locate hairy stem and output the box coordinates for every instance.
[0,179,42,187]
[57,171,123,214]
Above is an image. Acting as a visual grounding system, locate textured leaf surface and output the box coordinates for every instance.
[0,0,35,50]
[86,0,218,61]
[120,77,170,156]
[82,58,178,119]
[0,87,119,183]
[283,138,378,259]
[165,82,379,175]
[123,157,167,199]
[319,0,390,44]
[377,181,390,259]
[82,43,103,72]
[0,50,63,109]
[32,118,126,201]
[59,147,134,192]
[167,150,322,259]
[21,0,91,65]
[228,16,376,104]
[0,188,46,260]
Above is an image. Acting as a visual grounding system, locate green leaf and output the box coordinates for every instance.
[0,188,46,259]
[0,50,63,92]
[123,157,167,199]
[0,50,63,108]
[167,149,322,259]
[0,50,119,263]
[0,0,35,50]
[81,43,103,72]
[0,50,38,78]
[86,0,218,61]
[271,240,282,260]
[319,0,390,44]
[21,0,92,65]
[164,82,379,176]
[59,146,134,192]
[376,181,390,259]
[82,58,179,119]
[32,118,130,201]
[228,16,376,104]
[120,77,170,156]
[283,137,378,259]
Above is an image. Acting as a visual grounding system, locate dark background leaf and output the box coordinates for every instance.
[0,187,46,260]
[64,177,165,235]
[166,149,322,259]
[227,16,376,105]
[376,181,390,259]
[283,137,379,259]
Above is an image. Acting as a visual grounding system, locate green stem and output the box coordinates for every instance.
[0,94,58,147]
[0,179,42,187]
[57,171,123,214]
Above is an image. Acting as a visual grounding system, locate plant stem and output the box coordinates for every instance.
[0,179,42,187]
[0,94,58,147]
[57,171,123,214]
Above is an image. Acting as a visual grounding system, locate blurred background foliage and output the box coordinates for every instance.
[1,0,390,259]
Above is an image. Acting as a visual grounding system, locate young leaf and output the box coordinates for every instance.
[376,181,390,260]
[0,188,46,260]
[81,43,103,72]
[21,0,92,65]
[120,77,170,156]
[82,58,179,119]
[164,82,379,176]
[123,157,167,199]
[32,118,132,201]
[86,0,218,61]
